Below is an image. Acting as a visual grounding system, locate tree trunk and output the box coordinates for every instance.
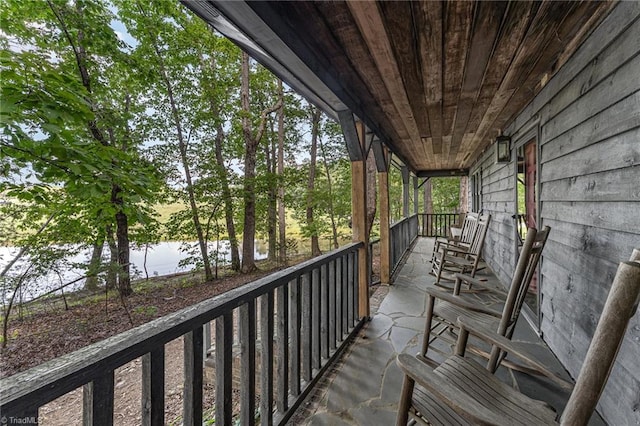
[105,224,118,290]
[277,80,287,264]
[214,125,241,272]
[307,107,322,257]
[240,52,283,273]
[265,133,278,263]
[459,176,469,213]
[149,30,213,281]
[423,179,433,214]
[84,237,104,291]
[319,135,339,249]
[203,53,241,271]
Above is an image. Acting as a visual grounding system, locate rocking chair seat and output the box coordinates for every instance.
[401,353,558,426]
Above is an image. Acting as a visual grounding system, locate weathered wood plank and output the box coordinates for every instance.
[542,200,640,234]
[215,313,233,426]
[416,0,442,158]
[347,253,354,327]
[320,263,329,359]
[184,327,203,426]
[541,91,640,162]
[328,260,337,351]
[301,273,312,383]
[289,278,301,396]
[335,257,343,341]
[521,2,640,126]
[142,348,164,426]
[380,1,430,138]
[342,254,349,335]
[346,1,425,163]
[543,17,640,124]
[260,291,274,425]
[448,1,507,164]
[542,166,640,202]
[275,284,289,412]
[311,267,321,370]
[239,302,256,426]
[541,54,640,143]
[82,371,114,426]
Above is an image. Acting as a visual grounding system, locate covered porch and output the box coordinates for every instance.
[1,1,639,425]
[292,237,605,425]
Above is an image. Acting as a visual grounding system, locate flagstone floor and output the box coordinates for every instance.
[293,237,606,426]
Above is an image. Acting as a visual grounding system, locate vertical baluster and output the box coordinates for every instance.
[276,284,289,412]
[216,312,233,426]
[289,278,301,396]
[184,326,203,426]
[240,302,256,425]
[301,273,312,383]
[354,251,360,322]
[260,291,274,425]
[142,347,165,426]
[312,267,321,370]
[328,260,336,351]
[335,257,342,341]
[83,370,114,426]
[342,254,348,335]
[347,252,354,327]
[320,263,330,359]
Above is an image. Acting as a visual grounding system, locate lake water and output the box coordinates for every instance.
[0,241,269,303]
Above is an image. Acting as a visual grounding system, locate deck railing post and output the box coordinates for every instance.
[142,348,165,426]
[215,312,233,426]
[275,284,289,412]
[260,291,274,425]
[239,301,256,426]
[183,326,203,426]
[82,371,114,426]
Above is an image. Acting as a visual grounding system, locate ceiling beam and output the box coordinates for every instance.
[338,110,364,162]
[417,169,469,178]
[347,1,429,168]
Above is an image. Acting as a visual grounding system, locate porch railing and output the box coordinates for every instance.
[418,213,461,237]
[390,214,419,274]
[0,243,364,426]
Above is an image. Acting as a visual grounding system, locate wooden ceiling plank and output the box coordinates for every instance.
[347,1,427,168]
[455,1,537,166]
[469,0,606,163]
[380,1,431,140]
[442,0,475,162]
[416,1,443,167]
[317,3,410,143]
[448,1,508,166]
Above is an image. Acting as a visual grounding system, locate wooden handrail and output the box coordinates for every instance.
[1,242,364,425]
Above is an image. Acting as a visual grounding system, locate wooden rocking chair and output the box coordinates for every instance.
[431,214,490,284]
[430,212,479,265]
[397,251,640,426]
[420,226,550,370]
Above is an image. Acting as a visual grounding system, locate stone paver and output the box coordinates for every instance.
[297,237,605,425]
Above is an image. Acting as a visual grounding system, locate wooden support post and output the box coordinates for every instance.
[379,166,391,284]
[413,175,419,215]
[401,166,410,218]
[352,121,370,319]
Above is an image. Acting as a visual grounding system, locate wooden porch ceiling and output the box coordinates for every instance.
[186,1,613,176]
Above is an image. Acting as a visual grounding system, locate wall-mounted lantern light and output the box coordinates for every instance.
[495,135,511,164]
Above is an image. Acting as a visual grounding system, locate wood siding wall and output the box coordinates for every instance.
[470,4,640,424]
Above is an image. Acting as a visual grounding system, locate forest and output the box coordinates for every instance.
[0,0,462,343]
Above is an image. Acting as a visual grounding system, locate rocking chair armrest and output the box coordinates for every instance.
[424,288,502,317]
[454,274,508,297]
[396,353,501,425]
[439,244,471,255]
[456,316,574,391]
